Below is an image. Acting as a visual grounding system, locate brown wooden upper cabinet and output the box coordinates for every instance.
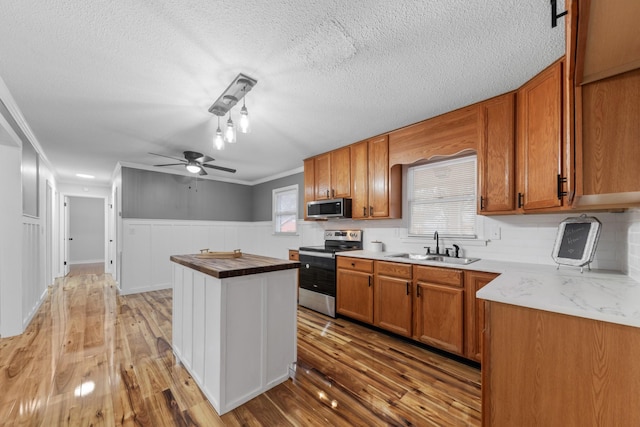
[312,146,351,200]
[350,135,401,219]
[477,93,516,213]
[516,58,572,212]
[574,0,640,85]
[570,0,640,209]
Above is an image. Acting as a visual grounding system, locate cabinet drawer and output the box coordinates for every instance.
[337,256,374,273]
[288,250,299,261]
[375,261,412,279]
[414,265,462,287]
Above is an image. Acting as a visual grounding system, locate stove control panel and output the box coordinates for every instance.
[324,230,363,242]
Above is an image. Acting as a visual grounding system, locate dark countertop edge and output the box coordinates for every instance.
[170,255,300,279]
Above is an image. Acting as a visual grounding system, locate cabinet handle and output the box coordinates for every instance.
[557,174,567,200]
[518,192,524,208]
[369,206,373,216]
[332,189,335,198]
[368,276,372,287]
[406,282,410,295]
[326,189,330,198]
[480,196,485,211]
[363,206,367,216]
[351,262,355,267]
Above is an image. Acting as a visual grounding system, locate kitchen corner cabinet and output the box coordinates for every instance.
[483,302,640,425]
[477,93,516,213]
[464,270,498,362]
[336,257,374,323]
[517,58,571,211]
[351,135,401,219]
[413,265,464,356]
[373,261,412,337]
[312,146,351,200]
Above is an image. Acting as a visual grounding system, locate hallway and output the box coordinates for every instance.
[0,272,480,426]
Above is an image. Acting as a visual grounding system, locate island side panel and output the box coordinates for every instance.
[172,264,183,359]
[265,269,298,386]
[203,274,222,411]
[192,272,206,384]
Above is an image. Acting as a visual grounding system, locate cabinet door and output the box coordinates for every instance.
[336,269,373,323]
[464,271,498,362]
[314,153,331,200]
[517,60,564,210]
[478,93,516,213]
[368,135,390,218]
[330,146,351,198]
[414,282,464,355]
[374,275,412,337]
[350,141,369,219]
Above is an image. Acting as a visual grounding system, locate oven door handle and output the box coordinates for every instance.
[299,250,335,259]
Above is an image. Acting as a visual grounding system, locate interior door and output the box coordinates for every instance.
[63,195,70,276]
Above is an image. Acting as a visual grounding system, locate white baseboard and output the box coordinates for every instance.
[69,259,105,265]
[23,287,48,330]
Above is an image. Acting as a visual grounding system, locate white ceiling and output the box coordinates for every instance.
[0,0,565,186]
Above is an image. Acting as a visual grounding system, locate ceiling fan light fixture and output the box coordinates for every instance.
[185,162,202,174]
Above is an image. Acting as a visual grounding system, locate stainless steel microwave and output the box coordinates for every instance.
[306,198,352,219]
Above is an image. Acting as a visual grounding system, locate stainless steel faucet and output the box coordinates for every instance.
[434,231,440,255]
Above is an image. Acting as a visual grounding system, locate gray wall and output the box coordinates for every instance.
[251,173,304,221]
[121,167,304,222]
[122,167,253,220]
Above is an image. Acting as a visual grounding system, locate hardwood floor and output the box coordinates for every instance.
[0,272,480,426]
[67,262,105,276]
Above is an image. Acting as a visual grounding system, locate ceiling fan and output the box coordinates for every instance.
[150,151,236,175]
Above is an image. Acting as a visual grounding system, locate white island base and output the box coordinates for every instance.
[172,263,297,415]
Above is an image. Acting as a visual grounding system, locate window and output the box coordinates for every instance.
[407,155,477,238]
[273,185,298,234]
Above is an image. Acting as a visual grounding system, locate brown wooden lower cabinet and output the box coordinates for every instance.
[336,257,374,323]
[373,261,413,337]
[464,271,499,362]
[413,265,464,356]
[337,256,498,361]
[483,301,640,426]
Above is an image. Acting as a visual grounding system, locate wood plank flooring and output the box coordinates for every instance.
[0,271,480,426]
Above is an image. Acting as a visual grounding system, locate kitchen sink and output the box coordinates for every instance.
[385,253,480,265]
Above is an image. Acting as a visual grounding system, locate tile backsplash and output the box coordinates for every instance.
[322,209,640,275]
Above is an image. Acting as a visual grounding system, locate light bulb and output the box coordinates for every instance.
[214,126,224,150]
[186,163,201,173]
[239,104,250,134]
[225,115,236,143]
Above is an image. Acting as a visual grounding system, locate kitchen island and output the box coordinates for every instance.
[170,253,300,415]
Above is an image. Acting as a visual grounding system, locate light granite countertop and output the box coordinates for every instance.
[337,250,640,328]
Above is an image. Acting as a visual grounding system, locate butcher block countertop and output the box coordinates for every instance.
[170,253,300,279]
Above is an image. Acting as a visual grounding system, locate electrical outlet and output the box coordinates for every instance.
[490,225,501,240]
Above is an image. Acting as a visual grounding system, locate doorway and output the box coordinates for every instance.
[64,196,106,276]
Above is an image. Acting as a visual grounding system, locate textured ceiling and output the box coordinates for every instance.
[0,0,565,185]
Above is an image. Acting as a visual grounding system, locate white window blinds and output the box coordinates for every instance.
[408,156,477,237]
[273,185,298,234]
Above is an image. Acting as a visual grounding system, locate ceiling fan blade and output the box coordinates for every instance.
[198,167,208,176]
[196,155,214,163]
[149,152,186,163]
[154,163,185,167]
[202,163,237,173]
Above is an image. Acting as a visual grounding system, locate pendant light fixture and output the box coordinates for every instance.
[225,111,236,143]
[239,94,251,134]
[208,73,257,143]
[213,115,225,150]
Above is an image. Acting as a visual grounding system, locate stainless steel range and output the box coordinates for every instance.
[298,230,363,317]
